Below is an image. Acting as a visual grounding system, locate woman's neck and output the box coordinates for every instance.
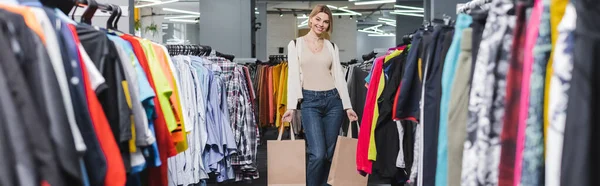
[305,30,321,41]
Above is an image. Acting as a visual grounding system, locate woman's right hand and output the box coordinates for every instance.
[282,110,295,123]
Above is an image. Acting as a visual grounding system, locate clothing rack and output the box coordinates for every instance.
[166,44,236,61]
[457,0,492,14]
[268,55,287,63]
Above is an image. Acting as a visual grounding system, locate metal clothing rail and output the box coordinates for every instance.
[457,0,492,14]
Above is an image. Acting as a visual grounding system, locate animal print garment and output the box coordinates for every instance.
[460,0,515,185]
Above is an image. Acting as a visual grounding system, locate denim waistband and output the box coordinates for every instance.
[302,89,338,98]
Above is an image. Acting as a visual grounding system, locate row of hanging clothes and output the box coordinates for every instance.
[352,0,592,185]
[0,0,234,186]
[164,44,265,185]
[253,55,297,132]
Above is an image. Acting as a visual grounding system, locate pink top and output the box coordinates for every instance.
[356,56,385,174]
[514,0,542,184]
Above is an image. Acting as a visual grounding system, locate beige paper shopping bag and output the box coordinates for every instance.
[327,121,368,186]
[268,120,306,186]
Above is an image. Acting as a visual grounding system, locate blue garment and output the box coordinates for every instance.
[194,57,238,182]
[435,14,472,186]
[301,89,344,186]
[395,31,423,120]
[80,159,90,186]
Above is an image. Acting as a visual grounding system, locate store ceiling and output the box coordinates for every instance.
[138,0,423,29]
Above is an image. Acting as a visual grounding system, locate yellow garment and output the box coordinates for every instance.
[138,40,178,132]
[368,66,386,161]
[367,49,403,160]
[152,44,188,152]
[418,58,423,81]
[544,0,568,154]
[276,63,289,127]
[121,81,137,153]
[272,64,282,125]
[385,49,403,63]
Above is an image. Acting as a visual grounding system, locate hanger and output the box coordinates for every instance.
[106,4,117,29]
[113,5,122,29]
[80,0,98,24]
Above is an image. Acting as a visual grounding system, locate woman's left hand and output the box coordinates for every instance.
[346,109,358,121]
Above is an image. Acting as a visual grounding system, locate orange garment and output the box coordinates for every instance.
[0,4,45,43]
[267,67,275,125]
[152,44,187,152]
[70,25,126,186]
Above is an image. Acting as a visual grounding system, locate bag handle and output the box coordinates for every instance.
[346,121,360,138]
[277,115,296,141]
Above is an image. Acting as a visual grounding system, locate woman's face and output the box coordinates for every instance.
[311,12,330,35]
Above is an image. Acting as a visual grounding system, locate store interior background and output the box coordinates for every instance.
[81,0,464,64]
[73,0,466,185]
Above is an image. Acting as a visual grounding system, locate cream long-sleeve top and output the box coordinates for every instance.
[286,37,352,110]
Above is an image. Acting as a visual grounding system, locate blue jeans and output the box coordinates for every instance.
[301,89,344,186]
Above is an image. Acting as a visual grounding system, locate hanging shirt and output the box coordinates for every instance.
[152,43,188,152]
[121,34,175,186]
[72,26,127,186]
[356,56,384,174]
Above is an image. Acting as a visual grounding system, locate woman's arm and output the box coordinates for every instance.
[287,40,302,110]
[331,42,353,110]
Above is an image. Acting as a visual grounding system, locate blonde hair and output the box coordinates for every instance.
[308,4,333,33]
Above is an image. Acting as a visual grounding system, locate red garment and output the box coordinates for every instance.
[356,56,384,174]
[121,34,177,186]
[69,25,126,186]
[499,3,527,185]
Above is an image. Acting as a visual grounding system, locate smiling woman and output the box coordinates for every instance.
[281,4,359,186]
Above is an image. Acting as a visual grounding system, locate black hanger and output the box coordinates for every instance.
[114,5,122,29]
[80,0,98,24]
[106,4,117,29]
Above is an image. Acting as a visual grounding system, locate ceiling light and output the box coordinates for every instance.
[392,10,424,13]
[165,15,199,19]
[303,13,307,17]
[390,11,424,17]
[339,7,362,15]
[350,15,353,19]
[378,17,396,22]
[162,8,201,15]
[298,19,308,28]
[355,0,395,5]
[358,30,381,34]
[135,0,178,8]
[328,4,362,15]
[378,20,397,25]
[327,5,339,9]
[363,24,383,31]
[255,11,259,14]
[394,5,424,11]
[296,15,309,19]
[280,13,283,17]
[168,19,198,23]
[255,7,258,10]
[368,33,396,37]
[332,13,356,16]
